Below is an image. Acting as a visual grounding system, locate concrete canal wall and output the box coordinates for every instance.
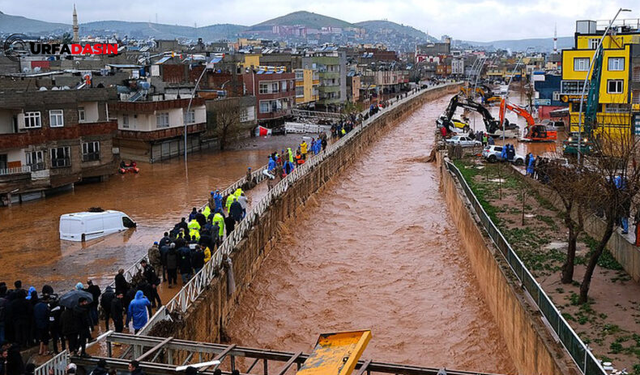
[152,84,461,344]
[438,153,581,375]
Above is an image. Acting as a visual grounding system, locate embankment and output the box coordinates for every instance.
[438,152,581,375]
[151,84,461,343]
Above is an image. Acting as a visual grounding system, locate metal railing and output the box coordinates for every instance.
[444,160,605,375]
[35,350,70,375]
[0,165,31,175]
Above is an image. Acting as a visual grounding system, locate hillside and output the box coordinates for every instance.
[355,20,437,42]
[463,36,574,52]
[253,11,354,29]
[0,11,68,34]
[81,21,246,41]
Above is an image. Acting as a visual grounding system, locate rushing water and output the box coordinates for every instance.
[0,136,304,293]
[226,96,517,374]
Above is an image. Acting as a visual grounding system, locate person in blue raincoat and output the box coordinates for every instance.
[501,145,508,161]
[268,156,277,171]
[126,290,151,334]
[527,154,535,177]
[213,190,223,212]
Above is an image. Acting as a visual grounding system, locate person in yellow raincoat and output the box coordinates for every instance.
[204,246,212,263]
[300,140,308,159]
[225,194,236,212]
[213,212,225,238]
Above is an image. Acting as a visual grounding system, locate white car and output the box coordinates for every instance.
[445,135,482,147]
[481,145,525,165]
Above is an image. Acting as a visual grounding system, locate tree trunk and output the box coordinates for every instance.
[561,224,578,284]
[579,220,615,304]
[219,125,228,151]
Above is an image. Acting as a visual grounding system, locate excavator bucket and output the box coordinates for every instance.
[296,331,372,375]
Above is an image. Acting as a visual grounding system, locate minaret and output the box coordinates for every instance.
[553,23,558,54]
[73,4,79,43]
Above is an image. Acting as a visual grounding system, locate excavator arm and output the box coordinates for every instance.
[440,94,502,133]
[499,99,535,127]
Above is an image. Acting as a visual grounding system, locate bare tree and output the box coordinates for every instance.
[578,127,640,303]
[540,160,598,283]
[209,98,243,151]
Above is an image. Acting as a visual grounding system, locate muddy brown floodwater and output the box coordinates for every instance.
[226,97,517,374]
[0,135,308,293]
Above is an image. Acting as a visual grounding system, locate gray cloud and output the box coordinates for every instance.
[0,0,636,41]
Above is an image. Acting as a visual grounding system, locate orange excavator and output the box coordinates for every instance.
[499,99,557,142]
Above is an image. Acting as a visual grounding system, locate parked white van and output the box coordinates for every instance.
[59,210,136,242]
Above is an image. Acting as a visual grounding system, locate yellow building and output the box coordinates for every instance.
[294,68,319,105]
[240,54,261,70]
[561,19,640,136]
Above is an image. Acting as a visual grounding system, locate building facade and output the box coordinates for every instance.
[243,67,296,125]
[561,19,640,136]
[294,68,320,106]
[0,84,118,205]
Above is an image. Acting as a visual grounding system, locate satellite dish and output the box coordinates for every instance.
[39,87,48,91]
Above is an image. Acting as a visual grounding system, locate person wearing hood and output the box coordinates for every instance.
[287,147,294,163]
[224,212,235,236]
[115,269,129,296]
[33,294,50,355]
[212,211,225,240]
[90,359,109,375]
[225,194,236,213]
[100,286,116,331]
[126,291,151,334]
[213,190,223,212]
[178,246,193,284]
[230,199,243,223]
[188,207,197,222]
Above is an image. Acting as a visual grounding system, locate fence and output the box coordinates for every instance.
[0,165,31,175]
[444,160,605,375]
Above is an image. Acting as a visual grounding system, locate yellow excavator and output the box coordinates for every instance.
[460,84,501,104]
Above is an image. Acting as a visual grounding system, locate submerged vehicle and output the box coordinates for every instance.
[60,209,136,242]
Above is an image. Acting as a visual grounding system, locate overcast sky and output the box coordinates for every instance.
[0,0,637,41]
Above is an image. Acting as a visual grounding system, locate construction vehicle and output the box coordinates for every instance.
[563,42,604,156]
[437,94,519,137]
[459,84,501,104]
[499,99,557,142]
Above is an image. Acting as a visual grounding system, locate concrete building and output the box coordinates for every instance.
[561,19,640,136]
[0,82,118,205]
[294,68,319,106]
[243,67,296,125]
[111,98,207,163]
[302,50,347,109]
[347,73,361,102]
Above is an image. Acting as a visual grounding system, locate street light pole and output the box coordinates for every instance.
[576,8,632,164]
[184,65,209,166]
[501,48,533,141]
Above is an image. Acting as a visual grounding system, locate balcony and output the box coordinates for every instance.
[0,165,31,176]
[117,123,206,141]
[0,121,117,150]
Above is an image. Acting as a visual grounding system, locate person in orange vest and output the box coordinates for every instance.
[295,150,305,165]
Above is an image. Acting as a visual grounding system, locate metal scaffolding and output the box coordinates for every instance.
[41,332,505,375]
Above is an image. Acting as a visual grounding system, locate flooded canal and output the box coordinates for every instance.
[0,136,306,292]
[226,96,517,374]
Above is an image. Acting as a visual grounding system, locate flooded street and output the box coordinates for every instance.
[0,136,305,292]
[226,96,517,374]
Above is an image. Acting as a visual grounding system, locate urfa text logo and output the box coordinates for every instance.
[29,42,118,55]
[2,33,117,61]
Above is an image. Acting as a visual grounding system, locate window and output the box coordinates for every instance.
[25,151,44,171]
[281,80,287,92]
[589,39,599,49]
[122,114,129,129]
[50,147,70,168]
[295,71,304,80]
[49,110,64,127]
[259,101,270,114]
[183,109,195,124]
[259,83,269,94]
[553,91,561,101]
[156,112,169,128]
[296,87,304,97]
[122,216,136,228]
[78,107,86,122]
[270,82,279,93]
[240,106,255,122]
[24,111,41,128]
[608,57,624,71]
[607,79,623,94]
[574,57,590,72]
[82,141,100,162]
